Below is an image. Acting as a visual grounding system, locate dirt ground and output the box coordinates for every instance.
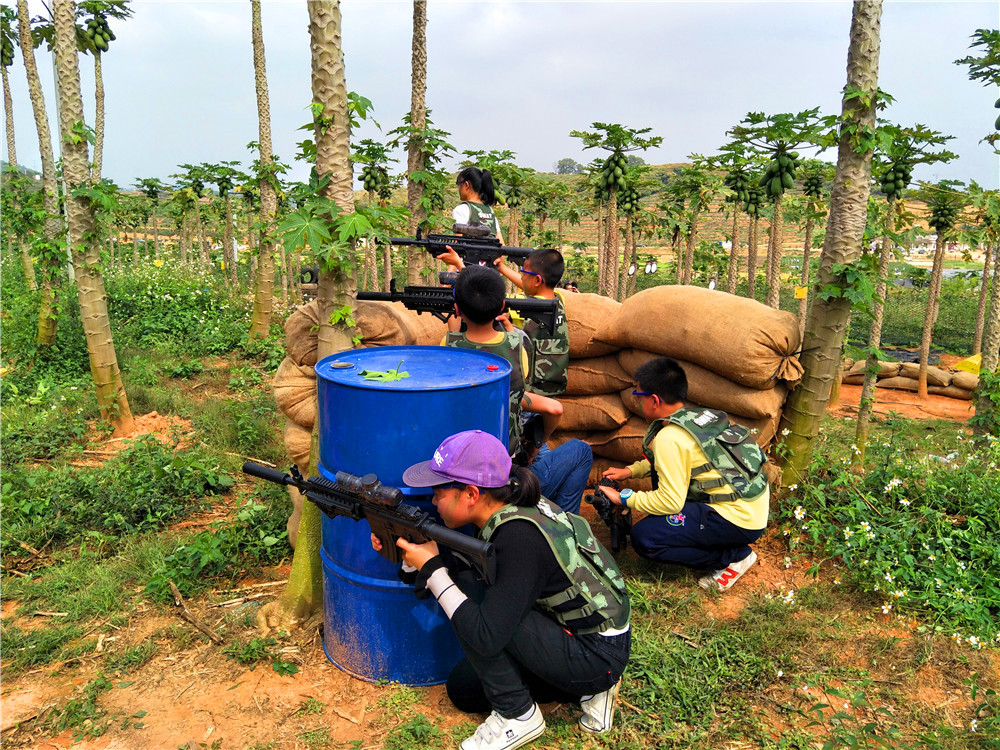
[0,390,990,749]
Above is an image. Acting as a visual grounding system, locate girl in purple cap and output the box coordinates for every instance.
[373,429,631,750]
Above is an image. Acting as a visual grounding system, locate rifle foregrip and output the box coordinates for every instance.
[423,525,495,566]
[242,461,292,486]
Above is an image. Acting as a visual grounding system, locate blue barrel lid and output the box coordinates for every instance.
[316,345,512,391]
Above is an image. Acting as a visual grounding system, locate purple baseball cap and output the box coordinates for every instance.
[403,430,512,489]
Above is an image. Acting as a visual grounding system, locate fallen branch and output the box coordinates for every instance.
[168,580,223,645]
[208,591,276,609]
[33,611,69,618]
[226,452,276,467]
[617,694,660,721]
[216,580,288,594]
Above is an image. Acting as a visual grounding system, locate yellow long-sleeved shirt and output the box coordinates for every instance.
[625,422,769,530]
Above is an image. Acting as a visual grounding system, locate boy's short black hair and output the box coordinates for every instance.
[525,248,564,288]
[454,265,505,325]
[634,357,688,404]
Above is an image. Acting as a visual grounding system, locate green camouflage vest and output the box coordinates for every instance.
[463,201,500,237]
[446,331,524,451]
[522,290,570,396]
[641,407,768,502]
[480,497,630,634]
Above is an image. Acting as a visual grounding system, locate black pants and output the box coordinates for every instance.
[445,572,630,719]
[631,501,764,570]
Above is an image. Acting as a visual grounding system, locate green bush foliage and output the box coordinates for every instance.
[1,436,233,553]
[781,424,1000,644]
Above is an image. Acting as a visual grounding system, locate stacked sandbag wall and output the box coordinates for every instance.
[550,287,801,490]
[840,359,978,400]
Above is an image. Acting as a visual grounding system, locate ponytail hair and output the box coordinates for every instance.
[483,465,540,508]
[457,166,497,207]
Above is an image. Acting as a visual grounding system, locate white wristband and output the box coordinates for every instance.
[427,567,467,619]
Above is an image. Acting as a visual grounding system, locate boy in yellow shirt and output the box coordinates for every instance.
[599,357,769,592]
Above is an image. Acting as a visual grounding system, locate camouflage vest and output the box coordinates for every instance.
[480,497,630,634]
[522,290,570,397]
[463,201,500,237]
[642,407,768,502]
[446,331,524,452]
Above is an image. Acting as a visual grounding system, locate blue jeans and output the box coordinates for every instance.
[529,440,593,515]
[631,501,764,570]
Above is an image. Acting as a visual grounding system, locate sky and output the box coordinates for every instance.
[3,0,998,192]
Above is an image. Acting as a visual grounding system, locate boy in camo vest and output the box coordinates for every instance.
[444,267,593,514]
[599,357,769,592]
[494,248,570,398]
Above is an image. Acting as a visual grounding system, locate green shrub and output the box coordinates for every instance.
[781,423,1000,643]
[1,436,233,553]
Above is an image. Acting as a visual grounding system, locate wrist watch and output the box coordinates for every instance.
[619,488,634,507]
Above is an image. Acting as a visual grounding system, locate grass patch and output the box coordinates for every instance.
[103,639,157,673]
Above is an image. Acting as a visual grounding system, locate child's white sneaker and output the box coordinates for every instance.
[698,550,758,592]
[460,704,545,750]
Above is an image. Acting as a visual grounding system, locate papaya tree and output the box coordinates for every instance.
[134,176,166,259]
[52,0,132,435]
[968,183,1000,354]
[713,142,755,294]
[259,0,364,630]
[729,109,827,308]
[548,182,581,250]
[18,0,66,339]
[780,0,883,482]
[954,28,1000,145]
[353,137,396,290]
[788,160,833,334]
[656,189,686,285]
[672,157,723,286]
[203,161,246,287]
[76,0,129,182]
[971,188,1000,434]
[915,181,966,397]
[570,123,662,297]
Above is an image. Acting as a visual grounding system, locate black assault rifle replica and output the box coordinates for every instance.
[585,478,632,554]
[357,279,560,334]
[242,462,497,583]
[390,222,535,268]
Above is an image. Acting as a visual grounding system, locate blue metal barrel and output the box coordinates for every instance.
[314,345,511,685]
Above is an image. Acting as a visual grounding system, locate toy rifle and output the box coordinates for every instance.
[357,279,559,334]
[242,462,497,583]
[584,478,632,554]
[389,223,534,267]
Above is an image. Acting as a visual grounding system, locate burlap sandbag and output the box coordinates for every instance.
[951,370,979,391]
[617,350,788,419]
[562,292,621,358]
[560,393,630,431]
[898,362,952,387]
[355,300,418,347]
[566,355,633,396]
[274,357,317,429]
[402,308,449,346]
[594,285,802,389]
[729,411,781,448]
[928,385,974,401]
[283,419,312,472]
[876,375,920,392]
[548,429,593,450]
[589,417,645,463]
[842,373,866,385]
[284,300,322,367]
[848,360,901,378]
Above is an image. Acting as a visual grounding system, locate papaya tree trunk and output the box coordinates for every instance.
[726,209,740,294]
[604,188,619,297]
[683,207,699,285]
[854,232,893,464]
[673,227,683,285]
[53,0,133,436]
[618,214,633,301]
[248,0,276,338]
[917,232,947,397]
[557,217,564,249]
[91,52,104,182]
[974,243,1000,435]
[797,211,815,337]
[766,196,784,309]
[405,0,427,286]
[2,62,37,291]
[19,0,61,335]
[747,214,759,299]
[974,244,992,355]
[264,0,358,630]
[626,221,640,297]
[779,0,882,483]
